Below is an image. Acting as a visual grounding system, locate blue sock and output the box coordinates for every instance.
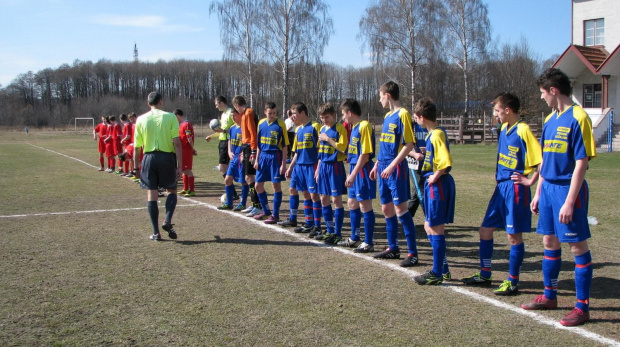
[480,239,494,279]
[443,255,450,275]
[398,211,417,255]
[508,243,525,285]
[350,208,361,241]
[574,251,593,312]
[241,184,249,206]
[304,199,313,226]
[386,215,399,251]
[258,191,271,215]
[543,249,562,300]
[147,200,159,234]
[334,207,345,236]
[273,191,282,219]
[313,201,322,228]
[164,193,177,224]
[430,234,446,277]
[289,194,299,221]
[225,185,234,206]
[322,205,334,233]
[363,210,375,245]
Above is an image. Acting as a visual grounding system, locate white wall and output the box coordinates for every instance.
[573,0,620,49]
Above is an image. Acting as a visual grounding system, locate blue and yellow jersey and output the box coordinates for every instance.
[292,121,321,164]
[421,127,452,177]
[229,124,243,155]
[348,120,375,164]
[257,118,289,152]
[540,104,596,182]
[318,123,348,163]
[496,121,542,181]
[378,108,415,162]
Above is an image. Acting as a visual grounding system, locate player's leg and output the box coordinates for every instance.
[562,240,592,326]
[522,234,561,311]
[414,223,445,285]
[491,232,524,295]
[265,182,282,224]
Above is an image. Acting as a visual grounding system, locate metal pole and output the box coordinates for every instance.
[609,110,614,153]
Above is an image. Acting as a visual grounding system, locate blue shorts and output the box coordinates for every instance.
[348,161,376,201]
[378,160,410,205]
[290,163,317,193]
[226,153,245,184]
[317,161,346,196]
[536,180,590,243]
[423,173,455,227]
[256,151,284,183]
[481,180,533,234]
[140,152,178,190]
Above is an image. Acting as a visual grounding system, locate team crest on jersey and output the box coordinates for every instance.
[554,126,571,140]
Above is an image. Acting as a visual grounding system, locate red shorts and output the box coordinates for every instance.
[114,140,122,156]
[98,139,105,154]
[105,141,115,157]
[181,147,193,170]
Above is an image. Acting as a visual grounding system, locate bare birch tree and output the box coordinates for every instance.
[259,0,333,113]
[439,0,490,115]
[209,0,261,107]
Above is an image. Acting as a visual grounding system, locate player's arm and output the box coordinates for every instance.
[380,142,414,179]
[173,137,183,179]
[530,159,544,215]
[346,153,369,188]
[285,152,298,179]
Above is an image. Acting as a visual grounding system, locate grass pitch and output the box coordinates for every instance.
[0,129,619,346]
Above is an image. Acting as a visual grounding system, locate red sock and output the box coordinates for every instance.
[124,161,129,173]
[108,157,113,169]
[189,176,195,192]
[117,159,122,170]
[99,156,104,167]
[182,174,188,191]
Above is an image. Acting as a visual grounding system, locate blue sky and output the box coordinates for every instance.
[0,0,571,87]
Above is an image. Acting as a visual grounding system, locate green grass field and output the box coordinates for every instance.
[1,129,619,346]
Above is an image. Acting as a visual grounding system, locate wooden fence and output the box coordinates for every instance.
[436,113,543,144]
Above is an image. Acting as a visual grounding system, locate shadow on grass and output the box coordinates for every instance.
[175,235,314,247]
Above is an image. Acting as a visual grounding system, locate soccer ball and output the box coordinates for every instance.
[209,118,221,130]
[220,193,227,204]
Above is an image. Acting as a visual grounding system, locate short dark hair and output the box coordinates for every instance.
[173,109,184,116]
[264,101,277,110]
[215,95,227,104]
[290,102,308,115]
[120,113,128,121]
[536,68,572,96]
[232,95,246,106]
[380,81,400,100]
[318,102,336,116]
[340,98,361,116]
[413,97,437,122]
[493,92,520,113]
[148,92,162,106]
[104,116,111,124]
[109,115,116,122]
[129,112,137,118]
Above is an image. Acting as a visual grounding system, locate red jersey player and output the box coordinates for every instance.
[93,116,107,171]
[120,113,136,176]
[174,109,197,196]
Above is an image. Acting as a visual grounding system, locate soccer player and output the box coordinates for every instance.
[93,116,107,171]
[339,99,377,252]
[133,92,182,241]
[174,109,198,197]
[111,115,123,174]
[252,102,289,223]
[284,102,322,235]
[120,113,137,176]
[103,116,116,173]
[369,81,419,268]
[314,102,348,244]
[411,97,455,285]
[461,92,542,295]
[219,109,249,210]
[521,68,596,327]
[232,95,262,217]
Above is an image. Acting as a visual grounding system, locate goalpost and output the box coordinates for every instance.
[74,117,95,133]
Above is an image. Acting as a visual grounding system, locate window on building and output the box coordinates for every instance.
[584,19,604,46]
[583,84,602,108]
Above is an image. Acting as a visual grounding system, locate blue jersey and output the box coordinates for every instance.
[378,108,415,163]
[229,124,243,155]
[292,121,321,165]
[318,123,348,163]
[421,127,452,177]
[496,121,542,181]
[257,118,289,152]
[414,122,428,149]
[540,104,596,182]
[348,120,375,164]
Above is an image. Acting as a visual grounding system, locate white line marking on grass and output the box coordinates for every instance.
[28,143,100,169]
[0,204,202,218]
[29,144,620,346]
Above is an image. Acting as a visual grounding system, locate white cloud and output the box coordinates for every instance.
[90,14,204,33]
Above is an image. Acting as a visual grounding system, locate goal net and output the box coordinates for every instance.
[74,117,95,133]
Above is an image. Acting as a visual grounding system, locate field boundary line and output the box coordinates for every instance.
[28,143,100,169]
[1,204,202,218]
[32,143,620,347]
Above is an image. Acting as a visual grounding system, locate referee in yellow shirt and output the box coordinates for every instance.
[133,92,183,241]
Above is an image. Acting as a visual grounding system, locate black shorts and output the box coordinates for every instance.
[242,145,256,176]
[140,152,178,190]
[219,140,230,165]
